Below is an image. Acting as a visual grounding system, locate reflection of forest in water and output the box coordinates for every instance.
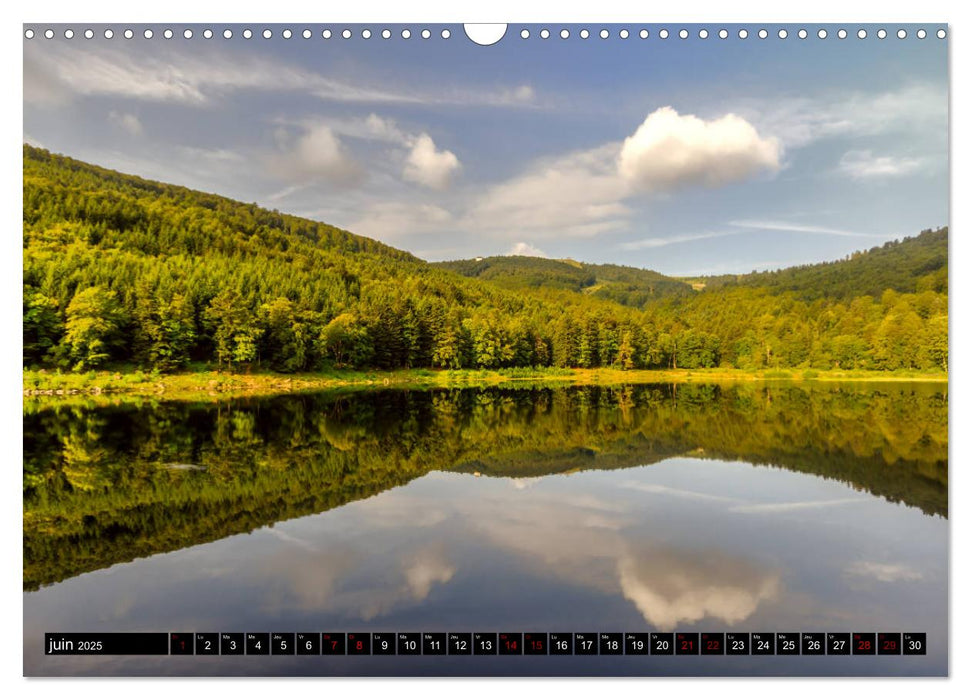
[23,382,947,591]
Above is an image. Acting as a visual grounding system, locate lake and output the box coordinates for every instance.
[23,382,948,675]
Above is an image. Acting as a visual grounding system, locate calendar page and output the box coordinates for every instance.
[22,20,948,678]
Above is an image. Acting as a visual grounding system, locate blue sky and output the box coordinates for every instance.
[23,24,948,275]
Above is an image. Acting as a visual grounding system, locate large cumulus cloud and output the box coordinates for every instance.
[619,106,781,192]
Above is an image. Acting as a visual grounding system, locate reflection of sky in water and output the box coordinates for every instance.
[24,458,947,676]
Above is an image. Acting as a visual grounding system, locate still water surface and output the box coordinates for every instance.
[23,383,948,675]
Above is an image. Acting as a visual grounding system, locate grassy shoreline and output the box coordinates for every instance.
[23,366,948,402]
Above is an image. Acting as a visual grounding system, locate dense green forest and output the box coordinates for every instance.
[24,382,947,589]
[23,145,948,374]
[432,255,693,305]
[695,228,948,301]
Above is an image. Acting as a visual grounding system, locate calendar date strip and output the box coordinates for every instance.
[46,632,926,656]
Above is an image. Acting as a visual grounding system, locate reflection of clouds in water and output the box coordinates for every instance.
[111,591,136,620]
[556,491,630,513]
[582,512,626,531]
[845,560,924,583]
[258,538,455,621]
[348,493,450,529]
[404,548,456,600]
[262,546,359,610]
[356,546,456,621]
[510,477,541,490]
[624,479,867,515]
[263,524,321,552]
[254,469,869,626]
[469,490,629,585]
[624,481,739,503]
[618,547,781,631]
[731,498,864,514]
[468,485,780,628]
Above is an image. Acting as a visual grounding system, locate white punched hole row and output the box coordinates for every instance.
[23,26,948,41]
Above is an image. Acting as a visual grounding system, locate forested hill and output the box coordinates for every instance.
[433,256,693,307]
[693,228,948,301]
[23,145,657,373]
[23,146,948,374]
[438,228,948,306]
[23,145,417,263]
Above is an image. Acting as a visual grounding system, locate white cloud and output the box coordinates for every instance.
[464,108,781,242]
[403,134,461,190]
[619,107,782,192]
[265,183,308,203]
[508,242,548,257]
[348,201,455,239]
[838,150,924,180]
[24,43,539,109]
[271,124,363,186]
[363,114,409,143]
[728,219,884,238]
[379,108,783,242]
[27,46,215,105]
[24,53,72,106]
[108,111,143,136]
[468,143,630,239]
[619,231,742,251]
[734,84,948,149]
[305,113,410,144]
[467,107,782,242]
[496,84,536,104]
[177,146,245,164]
[273,117,459,191]
[24,44,423,106]
[845,561,924,583]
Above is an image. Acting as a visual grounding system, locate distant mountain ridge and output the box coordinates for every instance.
[432,255,694,308]
[694,228,948,301]
[436,228,947,307]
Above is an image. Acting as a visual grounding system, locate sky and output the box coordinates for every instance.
[23,23,949,276]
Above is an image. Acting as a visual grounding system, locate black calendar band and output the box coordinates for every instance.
[44,632,927,656]
[45,633,170,655]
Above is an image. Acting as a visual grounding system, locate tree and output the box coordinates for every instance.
[463,312,514,368]
[616,330,636,370]
[657,332,677,369]
[598,321,620,368]
[59,286,124,370]
[552,316,579,368]
[23,289,62,366]
[319,313,371,368]
[259,297,311,372]
[533,333,551,367]
[431,310,468,369]
[135,292,196,371]
[923,314,948,372]
[577,318,599,368]
[204,290,262,369]
[676,329,719,369]
[872,302,923,370]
